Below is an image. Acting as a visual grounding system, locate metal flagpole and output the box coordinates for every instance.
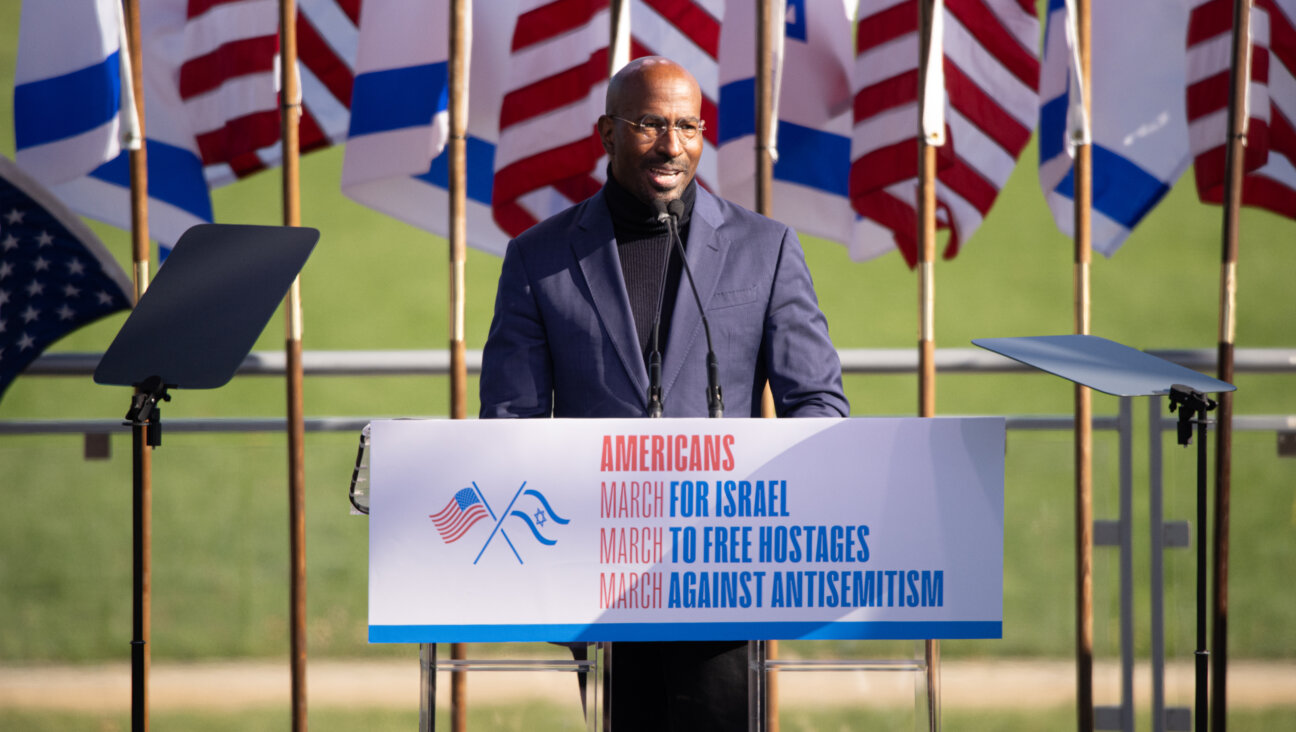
[277,1,309,729]
[917,2,942,728]
[1212,2,1252,729]
[448,2,472,731]
[1067,1,1095,729]
[120,2,152,729]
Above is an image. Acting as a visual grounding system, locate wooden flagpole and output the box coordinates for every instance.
[277,1,309,729]
[600,6,630,727]
[121,2,152,730]
[755,5,781,728]
[1212,2,1251,729]
[448,2,471,731]
[917,0,938,422]
[1070,2,1095,730]
[917,2,941,729]
[756,0,776,220]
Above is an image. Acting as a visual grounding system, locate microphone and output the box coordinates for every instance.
[645,200,673,418]
[664,198,724,419]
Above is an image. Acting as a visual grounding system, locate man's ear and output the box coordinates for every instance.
[596,116,615,156]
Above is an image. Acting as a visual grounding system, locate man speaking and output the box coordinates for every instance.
[481,56,848,730]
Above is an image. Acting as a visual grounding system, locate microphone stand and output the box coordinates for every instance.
[646,202,673,419]
[664,198,724,418]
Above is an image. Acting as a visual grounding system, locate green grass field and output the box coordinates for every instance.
[2,3,1294,728]
[4,704,1296,732]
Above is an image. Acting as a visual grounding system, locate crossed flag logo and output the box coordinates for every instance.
[428,482,569,564]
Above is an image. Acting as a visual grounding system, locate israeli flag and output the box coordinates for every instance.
[14,0,212,249]
[716,0,890,259]
[1038,0,1192,256]
[341,0,510,255]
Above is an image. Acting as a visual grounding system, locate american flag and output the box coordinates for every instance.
[630,0,722,189]
[430,487,490,544]
[1187,0,1296,217]
[180,0,361,186]
[0,158,133,402]
[850,0,1039,265]
[491,0,612,236]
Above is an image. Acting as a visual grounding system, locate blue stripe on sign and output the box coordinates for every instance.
[1038,94,1069,165]
[89,139,213,221]
[1052,145,1171,229]
[718,78,756,145]
[348,62,449,137]
[417,135,496,205]
[370,620,1002,644]
[14,52,122,150]
[773,122,850,196]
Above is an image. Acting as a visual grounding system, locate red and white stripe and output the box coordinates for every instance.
[430,499,489,544]
[630,0,721,189]
[849,0,1038,265]
[1188,0,1296,217]
[492,0,612,237]
[176,0,359,186]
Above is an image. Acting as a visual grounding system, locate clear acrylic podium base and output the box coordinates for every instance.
[417,640,932,731]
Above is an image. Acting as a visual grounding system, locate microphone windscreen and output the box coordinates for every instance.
[652,199,671,223]
[667,198,686,219]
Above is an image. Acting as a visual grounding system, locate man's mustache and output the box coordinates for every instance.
[640,154,688,172]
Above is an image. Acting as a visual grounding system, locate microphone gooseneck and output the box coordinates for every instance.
[665,198,723,418]
[645,200,672,418]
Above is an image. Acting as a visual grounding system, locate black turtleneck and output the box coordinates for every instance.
[604,172,697,363]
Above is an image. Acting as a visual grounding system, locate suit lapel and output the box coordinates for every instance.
[662,188,728,402]
[572,195,650,406]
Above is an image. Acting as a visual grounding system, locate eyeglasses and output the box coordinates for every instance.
[609,114,706,141]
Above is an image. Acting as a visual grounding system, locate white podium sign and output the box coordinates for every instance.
[369,417,1004,643]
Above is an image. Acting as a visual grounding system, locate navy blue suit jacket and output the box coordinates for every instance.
[480,185,848,419]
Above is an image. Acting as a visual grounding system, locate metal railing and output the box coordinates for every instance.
[4,347,1292,436]
[5,346,1293,731]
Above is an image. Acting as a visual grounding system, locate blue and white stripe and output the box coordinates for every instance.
[15,0,212,249]
[1038,0,1192,256]
[715,0,891,259]
[341,0,510,255]
[15,0,127,187]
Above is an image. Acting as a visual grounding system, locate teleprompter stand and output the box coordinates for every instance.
[94,224,318,732]
[973,335,1234,732]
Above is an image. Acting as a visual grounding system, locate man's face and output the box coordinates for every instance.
[598,64,703,204]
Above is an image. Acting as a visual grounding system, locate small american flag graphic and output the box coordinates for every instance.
[430,487,490,544]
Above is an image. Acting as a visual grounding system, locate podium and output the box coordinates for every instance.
[366,416,1006,730]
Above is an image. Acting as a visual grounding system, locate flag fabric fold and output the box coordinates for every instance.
[490,0,612,237]
[716,0,873,254]
[0,157,133,402]
[1038,0,1192,257]
[1188,0,1296,218]
[15,0,212,248]
[189,0,362,185]
[15,0,360,250]
[850,0,1040,266]
[341,0,513,255]
[631,0,723,189]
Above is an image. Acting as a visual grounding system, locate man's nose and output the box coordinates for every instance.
[655,127,685,157]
